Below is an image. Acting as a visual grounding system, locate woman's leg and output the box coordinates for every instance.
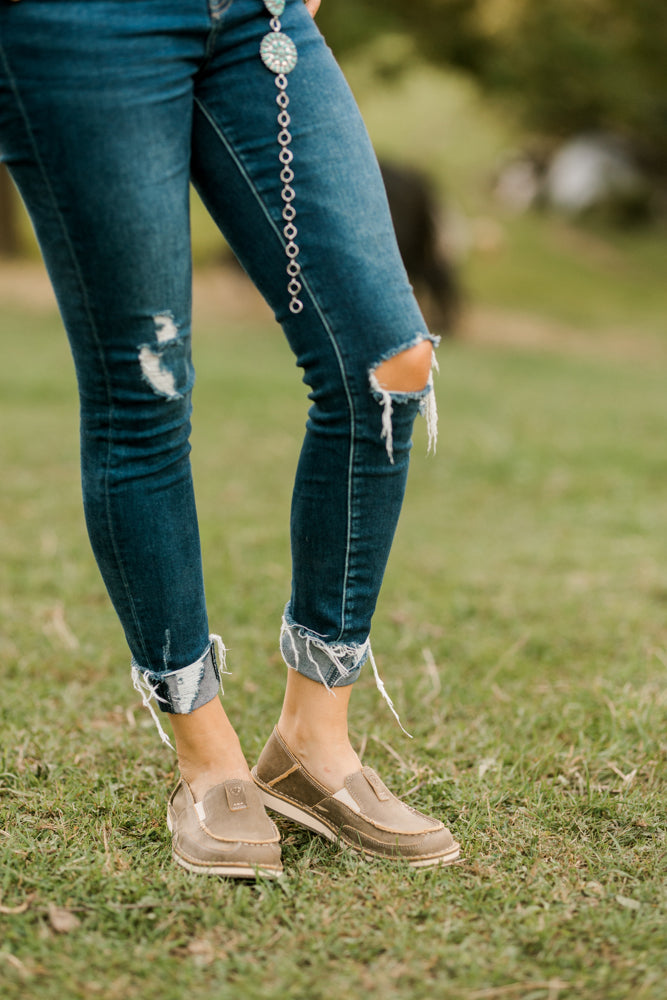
[191,1,438,778]
[0,1,252,797]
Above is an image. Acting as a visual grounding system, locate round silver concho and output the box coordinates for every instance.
[260,31,298,75]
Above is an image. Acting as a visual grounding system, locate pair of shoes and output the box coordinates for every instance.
[251,728,460,868]
[167,732,460,876]
[167,777,282,878]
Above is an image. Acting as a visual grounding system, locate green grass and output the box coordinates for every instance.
[0,278,665,999]
[1,55,666,1000]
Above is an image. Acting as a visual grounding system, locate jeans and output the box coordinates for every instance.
[0,0,437,714]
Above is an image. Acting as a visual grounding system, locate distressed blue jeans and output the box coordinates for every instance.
[0,0,437,715]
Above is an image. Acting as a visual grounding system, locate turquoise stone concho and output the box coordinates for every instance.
[260,31,298,75]
[263,0,286,16]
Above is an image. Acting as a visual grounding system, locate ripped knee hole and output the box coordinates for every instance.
[372,340,433,393]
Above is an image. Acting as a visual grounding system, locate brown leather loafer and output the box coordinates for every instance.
[167,777,283,878]
[252,728,460,868]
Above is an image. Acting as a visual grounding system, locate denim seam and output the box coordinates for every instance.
[201,0,233,62]
[0,41,152,667]
[194,94,356,641]
[207,0,232,17]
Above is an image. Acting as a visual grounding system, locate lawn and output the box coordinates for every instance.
[1,60,666,1000]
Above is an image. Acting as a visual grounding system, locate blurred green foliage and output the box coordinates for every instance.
[318,0,667,169]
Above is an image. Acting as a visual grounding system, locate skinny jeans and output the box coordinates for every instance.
[0,0,436,712]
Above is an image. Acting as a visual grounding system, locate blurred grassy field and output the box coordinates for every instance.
[1,62,666,1000]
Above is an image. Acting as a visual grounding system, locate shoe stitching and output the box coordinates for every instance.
[268,735,445,836]
[318,797,446,838]
[266,763,301,787]
[257,767,447,840]
[197,822,281,846]
[272,728,335,796]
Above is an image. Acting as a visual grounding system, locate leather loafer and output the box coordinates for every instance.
[167,777,283,878]
[252,728,460,868]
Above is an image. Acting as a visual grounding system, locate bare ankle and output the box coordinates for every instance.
[169,698,252,798]
[276,721,361,793]
[179,761,251,803]
[275,670,363,790]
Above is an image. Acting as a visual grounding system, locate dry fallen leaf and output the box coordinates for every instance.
[0,894,34,915]
[47,904,81,934]
[186,939,216,966]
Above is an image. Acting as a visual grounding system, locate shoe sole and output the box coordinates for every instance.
[166,812,283,879]
[255,782,461,868]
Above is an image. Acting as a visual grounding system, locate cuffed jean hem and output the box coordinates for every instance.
[280,609,412,736]
[131,636,222,715]
[280,609,369,689]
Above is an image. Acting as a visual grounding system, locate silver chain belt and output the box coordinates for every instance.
[260,1,303,314]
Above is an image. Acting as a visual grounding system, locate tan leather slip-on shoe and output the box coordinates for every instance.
[167,777,283,878]
[252,728,460,868]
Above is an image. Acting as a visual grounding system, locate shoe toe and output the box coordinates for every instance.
[173,826,282,874]
[168,778,282,877]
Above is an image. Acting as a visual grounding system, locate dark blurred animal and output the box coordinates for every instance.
[379,160,459,335]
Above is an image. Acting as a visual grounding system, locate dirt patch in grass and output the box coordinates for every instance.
[460,304,667,364]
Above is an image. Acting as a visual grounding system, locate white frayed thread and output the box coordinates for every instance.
[306,636,334,691]
[131,664,175,751]
[131,634,229,748]
[209,632,231,696]
[281,617,361,693]
[153,313,178,344]
[138,313,182,400]
[138,346,179,399]
[368,646,413,739]
[369,371,395,463]
[162,629,172,670]
[281,616,411,735]
[424,352,439,455]
[281,616,301,674]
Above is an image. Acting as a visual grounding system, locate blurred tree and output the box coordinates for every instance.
[318,0,667,170]
[492,0,667,170]
[318,0,490,74]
